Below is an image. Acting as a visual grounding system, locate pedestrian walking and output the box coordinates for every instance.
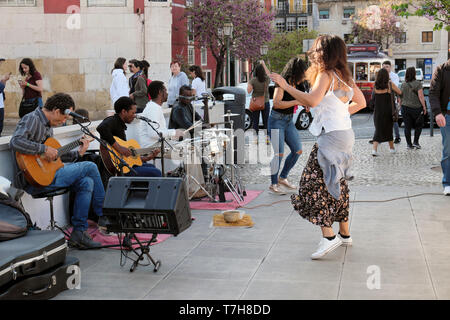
[110,57,129,106]
[247,63,270,136]
[267,57,308,195]
[371,68,402,156]
[141,60,152,100]
[270,35,366,259]
[128,59,149,113]
[429,59,450,196]
[0,58,10,137]
[382,60,401,144]
[167,61,189,108]
[400,67,427,149]
[18,58,44,118]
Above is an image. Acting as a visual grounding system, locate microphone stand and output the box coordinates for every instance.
[72,118,137,176]
[138,117,175,177]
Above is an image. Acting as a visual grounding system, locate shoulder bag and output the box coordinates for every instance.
[249,80,267,112]
[18,97,38,118]
[389,82,399,122]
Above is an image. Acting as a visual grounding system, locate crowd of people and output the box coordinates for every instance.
[1,34,449,258]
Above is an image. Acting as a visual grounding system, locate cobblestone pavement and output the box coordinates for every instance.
[238,133,443,188]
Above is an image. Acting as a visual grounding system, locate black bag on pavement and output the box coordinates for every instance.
[0,192,32,242]
[0,230,67,288]
[0,256,79,300]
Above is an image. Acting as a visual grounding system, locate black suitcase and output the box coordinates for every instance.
[0,230,67,287]
[0,256,80,300]
[0,197,31,241]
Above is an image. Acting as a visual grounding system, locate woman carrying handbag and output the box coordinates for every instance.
[18,58,44,118]
[247,63,270,136]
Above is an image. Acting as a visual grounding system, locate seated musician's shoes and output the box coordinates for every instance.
[69,230,102,249]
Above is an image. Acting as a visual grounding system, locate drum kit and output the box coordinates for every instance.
[170,112,246,204]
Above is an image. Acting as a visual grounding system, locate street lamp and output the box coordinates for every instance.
[223,21,233,86]
[260,44,269,56]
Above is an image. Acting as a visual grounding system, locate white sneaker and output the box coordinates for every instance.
[311,237,342,260]
[389,148,396,154]
[444,186,450,196]
[371,150,379,157]
[338,233,352,246]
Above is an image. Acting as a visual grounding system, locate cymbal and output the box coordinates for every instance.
[221,113,240,117]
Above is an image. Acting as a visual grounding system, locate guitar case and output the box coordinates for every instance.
[0,230,67,288]
[0,256,80,300]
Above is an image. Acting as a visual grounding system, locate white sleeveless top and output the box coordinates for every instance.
[309,72,354,136]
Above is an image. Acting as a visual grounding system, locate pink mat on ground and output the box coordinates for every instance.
[64,220,172,250]
[189,190,263,211]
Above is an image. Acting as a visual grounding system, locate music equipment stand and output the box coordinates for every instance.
[123,233,161,273]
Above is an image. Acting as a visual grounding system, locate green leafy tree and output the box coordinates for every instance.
[393,0,450,31]
[263,29,317,74]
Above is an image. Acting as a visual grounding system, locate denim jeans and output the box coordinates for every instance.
[268,110,302,185]
[250,101,270,133]
[126,163,162,177]
[441,114,450,187]
[25,161,105,232]
[393,121,400,139]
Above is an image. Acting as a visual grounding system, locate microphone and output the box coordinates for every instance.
[64,109,88,121]
[135,115,158,124]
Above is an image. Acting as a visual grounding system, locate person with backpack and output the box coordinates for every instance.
[400,67,427,150]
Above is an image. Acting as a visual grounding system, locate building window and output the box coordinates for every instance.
[422,31,433,43]
[185,0,192,6]
[0,0,35,6]
[201,47,207,66]
[287,20,297,32]
[343,7,355,19]
[87,0,127,6]
[277,0,288,14]
[319,8,329,19]
[298,19,307,30]
[395,32,406,44]
[187,17,194,43]
[276,21,285,33]
[188,46,195,65]
[293,0,307,13]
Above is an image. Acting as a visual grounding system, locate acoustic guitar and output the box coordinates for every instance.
[99,136,161,175]
[15,136,90,187]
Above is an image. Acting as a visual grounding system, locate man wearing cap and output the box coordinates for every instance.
[0,58,11,136]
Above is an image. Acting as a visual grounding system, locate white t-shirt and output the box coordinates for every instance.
[0,94,4,109]
[137,100,176,148]
[191,77,206,98]
[390,71,400,87]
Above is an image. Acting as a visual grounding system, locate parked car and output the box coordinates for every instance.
[397,68,424,83]
[397,84,437,128]
[233,82,314,131]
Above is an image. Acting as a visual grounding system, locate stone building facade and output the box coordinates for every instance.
[0,0,172,120]
[313,0,449,76]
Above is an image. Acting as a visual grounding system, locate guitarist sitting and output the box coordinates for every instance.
[9,93,106,249]
[96,96,162,177]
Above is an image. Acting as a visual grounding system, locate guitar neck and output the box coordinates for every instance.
[57,139,82,157]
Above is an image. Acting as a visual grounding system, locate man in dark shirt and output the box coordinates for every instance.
[429,59,450,195]
[97,96,161,177]
[168,85,202,130]
[9,93,105,249]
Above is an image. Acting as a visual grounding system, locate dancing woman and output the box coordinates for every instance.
[270,35,366,259]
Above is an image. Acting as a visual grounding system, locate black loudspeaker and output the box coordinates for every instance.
[102,177,192,236]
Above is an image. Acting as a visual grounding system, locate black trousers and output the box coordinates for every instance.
[0,108,4,137]
[401,105,423,146]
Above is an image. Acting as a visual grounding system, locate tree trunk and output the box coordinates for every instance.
[214,57,225,88]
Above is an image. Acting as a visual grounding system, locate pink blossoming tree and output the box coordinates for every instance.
[186,0,274,88]
[393,0,450,31]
